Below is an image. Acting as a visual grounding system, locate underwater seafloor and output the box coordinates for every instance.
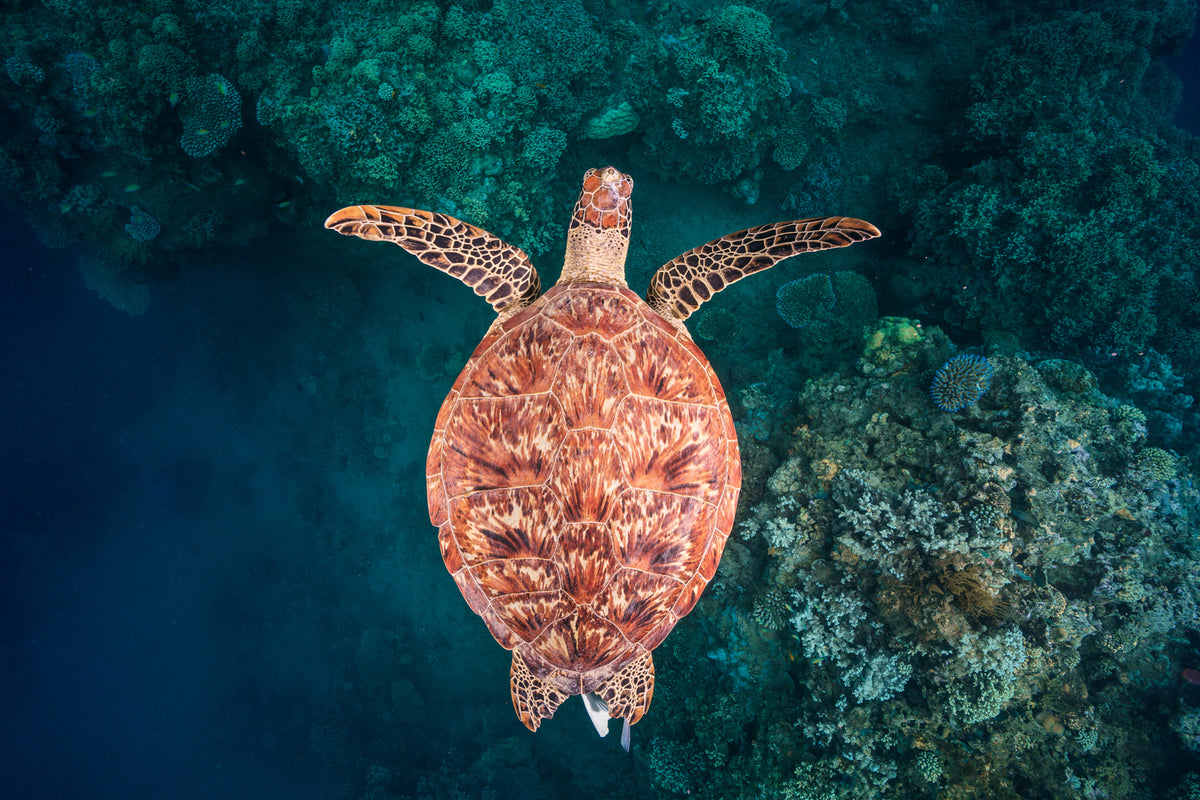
[3,1,1200,798]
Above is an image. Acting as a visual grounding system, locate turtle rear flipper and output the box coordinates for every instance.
[582,651,653,751]
[325,205,541,317]
[510,648,653,750]
[510,651,568,732]
[595,651,653,752]
[647,216,881,322]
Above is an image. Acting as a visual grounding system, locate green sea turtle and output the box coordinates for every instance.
[325,167,879,748]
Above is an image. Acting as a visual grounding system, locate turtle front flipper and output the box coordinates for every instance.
[325,205,541,317]
[646,216,881,322]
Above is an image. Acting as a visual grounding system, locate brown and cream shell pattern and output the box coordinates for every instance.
[428,280,739,701]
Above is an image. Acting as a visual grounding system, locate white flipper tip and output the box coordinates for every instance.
[582,693,610,738]
[620,717,631,752]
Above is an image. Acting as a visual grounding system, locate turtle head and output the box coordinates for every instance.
[573,166,633,235]
[559,166,633,287]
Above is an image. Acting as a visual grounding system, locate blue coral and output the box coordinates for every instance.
[179,73,241,158]
[931,354,993,412]
[124,206,160,242]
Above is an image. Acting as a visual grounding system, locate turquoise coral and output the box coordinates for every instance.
[695,307,740,342]
[1137,446,1178,480]
[776,273,835,329]
[775,271,877,346]
[915,751,942,782]
[124,207,160,242]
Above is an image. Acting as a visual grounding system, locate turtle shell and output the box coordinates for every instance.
[427,282,739,697]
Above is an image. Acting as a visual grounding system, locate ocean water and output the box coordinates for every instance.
[3,2,1200,799]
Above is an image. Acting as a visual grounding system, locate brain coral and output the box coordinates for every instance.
[776,273,836,329]
[124,206,160,242]
[578,101,639,140]
[776,271,877,344]
[930,354,993,412]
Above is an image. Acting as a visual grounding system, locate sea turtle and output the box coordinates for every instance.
[325,167,879,748]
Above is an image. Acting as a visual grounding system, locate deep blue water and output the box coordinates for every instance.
[0,203,637,799]
[0,216,336,798]
[1169,17,1200,133]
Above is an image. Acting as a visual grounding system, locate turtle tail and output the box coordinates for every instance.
[510,650,654,752]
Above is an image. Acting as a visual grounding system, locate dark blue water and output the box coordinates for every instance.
[0,208,639,798]
[0,219,335,798]
[1170,20,1200,134]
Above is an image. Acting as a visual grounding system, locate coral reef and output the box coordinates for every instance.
[0,0,1196,390]
[648,316,1199,799]
[904,3,1200,368]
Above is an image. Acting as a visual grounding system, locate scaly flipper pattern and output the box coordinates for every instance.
[324,205,541,315]
[595,651,654,726]
[647,216,881,321]
[510,651,568,732]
